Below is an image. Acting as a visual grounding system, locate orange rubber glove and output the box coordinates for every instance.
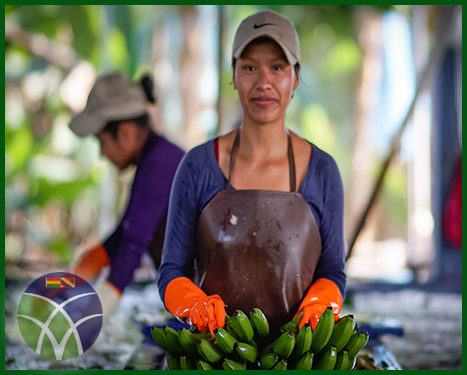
[71,244,110,281]
[165,277,227,335]
[294,278,343,330]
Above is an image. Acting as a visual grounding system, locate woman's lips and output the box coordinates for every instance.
[251,96,277,106]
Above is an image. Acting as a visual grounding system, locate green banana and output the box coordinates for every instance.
[334,349,350,370]
[343,330,369,358]
[150,326,172,353]
[258,352,279,369]
[281,310,303,334]
[225,324,240,341]
[249,307,270,337]
[229,310,254,342]
[310,307,334,353]
[293,351,314,370]
[249,338,258,349]
[178,327,199,358]
[347,354,357,370]
[289,323,312,360]
[179,355,196,370]
[261,341,274,354]
[224,344,245,363]
[272,359,288,370]
[162,325,186,356]
[312,345,337,370]
[191,330,213,340]
[223,315,238,338]
[235,341,257,363]
[272,330,295,359]
[221,357,246,370]
[197,338,224,363]
[327,314,355,353]
[196,359,215,370]
[214,327,238,354]
[166,353,180,370]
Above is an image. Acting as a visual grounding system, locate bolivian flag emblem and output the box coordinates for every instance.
[45,277,75,288]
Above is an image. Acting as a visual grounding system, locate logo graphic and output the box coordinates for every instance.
[45,277,75,288]
[253,22,277,29]
[17,272,103,360]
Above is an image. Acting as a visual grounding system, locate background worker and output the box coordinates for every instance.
[69,72,185,319]
[158,10,346,335]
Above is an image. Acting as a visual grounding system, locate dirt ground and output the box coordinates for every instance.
[348,288,461,370]
[5,277,462,370]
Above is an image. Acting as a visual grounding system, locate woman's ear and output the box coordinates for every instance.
[117,121,135,148]
[293,72,300,91]
[232,59,237,89]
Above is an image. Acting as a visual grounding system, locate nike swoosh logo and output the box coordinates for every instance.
[253,22,277,29]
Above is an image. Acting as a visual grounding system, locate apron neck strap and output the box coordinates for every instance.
[226,128,297,192]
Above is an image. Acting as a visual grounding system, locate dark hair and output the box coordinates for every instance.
[139,73,156,104]
[102,113,150,139]
[101,74,155,138]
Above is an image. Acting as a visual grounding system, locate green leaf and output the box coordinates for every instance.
[30,176,93,207]
[301,104,336,154]
[63,5,100,65]
[5,125,34,173]
[16,5,62,39]
[108,28,129,72]
[319,39,362,79]
[47,235,73,264]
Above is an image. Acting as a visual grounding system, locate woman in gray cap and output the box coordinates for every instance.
[69,72,184,319]
[158,10,346,336]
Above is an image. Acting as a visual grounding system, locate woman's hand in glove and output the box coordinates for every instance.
[294,278,342,330]
[165,277,226,335]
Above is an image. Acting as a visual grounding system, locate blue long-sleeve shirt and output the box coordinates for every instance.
[103,131,184,292]
[158,138,346,303]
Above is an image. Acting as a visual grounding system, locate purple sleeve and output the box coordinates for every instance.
[102,222,123,258]
[157,151,200,303]
[306,150,347,297]
[157,141,225,303]
[106,144,184,293]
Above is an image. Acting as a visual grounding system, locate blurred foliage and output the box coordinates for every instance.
[5,4,409,269]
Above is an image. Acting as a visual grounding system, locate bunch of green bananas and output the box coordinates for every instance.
[151,307,369,370]
[150,309,263,370]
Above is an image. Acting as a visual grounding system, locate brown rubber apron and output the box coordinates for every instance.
[196,129,322,334]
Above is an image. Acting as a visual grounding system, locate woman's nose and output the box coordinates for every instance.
[257,68,272,89]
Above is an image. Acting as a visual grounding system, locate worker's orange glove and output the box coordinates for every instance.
[71,244,110,281]
[165,277,227,335]
[294,278,343,330]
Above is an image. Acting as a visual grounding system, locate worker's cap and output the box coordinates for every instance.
[69,72,147,137]
[232,10,300,66]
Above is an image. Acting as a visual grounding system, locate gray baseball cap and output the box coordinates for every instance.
[232,10,300,66]
[69,72,147,137]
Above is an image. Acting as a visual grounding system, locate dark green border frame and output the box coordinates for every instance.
[3,1,465,5]
[2,1,5,373]
[2,3,464,374]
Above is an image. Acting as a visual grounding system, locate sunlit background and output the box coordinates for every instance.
[5,4,461,285]
[4,4,462,370]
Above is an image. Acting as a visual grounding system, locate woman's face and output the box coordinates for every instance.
[97,123,134,170]
[233,40,299,127]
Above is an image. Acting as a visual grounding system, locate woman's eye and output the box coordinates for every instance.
[243,65,255,71]
[273,65,283,71]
